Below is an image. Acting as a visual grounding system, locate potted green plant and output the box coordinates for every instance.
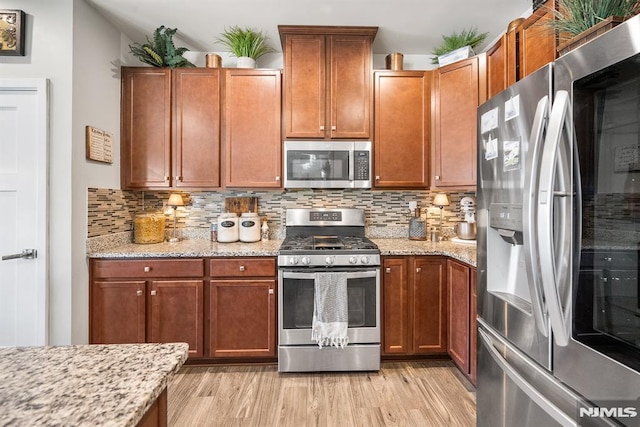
[550,0,640,55]
[432,27,488,65]
[128,26,194,68]
[216,26,275,68]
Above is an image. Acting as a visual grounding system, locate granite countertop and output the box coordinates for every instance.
[0,342,188,427]
[87,237,476,266]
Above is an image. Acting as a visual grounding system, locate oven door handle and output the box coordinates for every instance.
[281,270,378,280]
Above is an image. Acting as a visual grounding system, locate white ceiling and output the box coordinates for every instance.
[85,0,531,58]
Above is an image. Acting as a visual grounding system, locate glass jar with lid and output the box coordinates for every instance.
[133,211,166,244]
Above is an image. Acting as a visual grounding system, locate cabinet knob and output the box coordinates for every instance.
[177,176,182,182]
[319,125,325,131]
[136,290,143,296]
[416,267,422,273]
[385,267,391,273]
[275,176,281,182]
[331,125,336,131]
[144,266,151,272]
[164,176,169,182]
[375,176,380,181]
[435,175,440,180]
[268,288,274,295]
[239,265,245,272]
[150,290,157,296]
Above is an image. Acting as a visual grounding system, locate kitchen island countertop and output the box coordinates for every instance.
[0,342,188,427]
[87,237,476,266]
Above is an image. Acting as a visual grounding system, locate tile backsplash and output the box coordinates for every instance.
[87,188,476,240]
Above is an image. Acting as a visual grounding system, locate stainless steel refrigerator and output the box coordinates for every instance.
[477,14,640,427]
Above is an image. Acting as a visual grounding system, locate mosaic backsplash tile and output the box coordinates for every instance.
[87,188,476,239]
[88,188,639,244]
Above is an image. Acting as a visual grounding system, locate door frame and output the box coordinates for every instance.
[0,78,49,345]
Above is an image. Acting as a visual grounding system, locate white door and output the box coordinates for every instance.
[0,79,48,346]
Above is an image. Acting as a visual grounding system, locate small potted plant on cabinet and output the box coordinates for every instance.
[128,25,194,68]
[216,26,275,68]
[432,27,488,66]
[551,0,640,55]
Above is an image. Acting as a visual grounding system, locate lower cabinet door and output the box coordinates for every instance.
[447,259,471,373]
[209,279,276,358]
[382,257,410,354]
[91,280,146,344]
[412,257,447,354]
[149,280,204,358]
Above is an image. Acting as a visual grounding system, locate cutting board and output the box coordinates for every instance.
[224,197,258,215]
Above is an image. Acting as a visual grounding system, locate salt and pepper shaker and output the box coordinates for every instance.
[261,218,269,241]
[210,223,218,242]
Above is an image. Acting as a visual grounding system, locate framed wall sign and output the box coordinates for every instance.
[0,10,26,56]
[86,126,113,164]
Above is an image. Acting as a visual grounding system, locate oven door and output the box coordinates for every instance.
[278,268,380,346]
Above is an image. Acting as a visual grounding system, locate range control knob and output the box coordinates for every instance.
[349,256,358,264]
[301,256,311,265]
[289,257,299,265]
[325,256,334,265]
[361,256,370,264]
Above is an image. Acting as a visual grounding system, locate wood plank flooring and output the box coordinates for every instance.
[168,360,476,426]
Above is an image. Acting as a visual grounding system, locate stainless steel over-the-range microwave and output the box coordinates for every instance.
[283,140,372,189]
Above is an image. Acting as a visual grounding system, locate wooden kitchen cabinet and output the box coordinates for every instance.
[121,67,221,190]
[432,56,484,190]
[373,71,431,188]
[519,1,556,81]
[89,258,205,358]
[279,25,377,139]
[447,259,477,385]
[383,256,447,356]
[208,258,277,358]
[485,34,508,99]
[223,69,282,188]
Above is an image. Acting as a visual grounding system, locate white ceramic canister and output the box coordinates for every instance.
[239,212,261,243]
[217,213,239,243]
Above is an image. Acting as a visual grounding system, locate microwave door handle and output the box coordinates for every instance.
[348,145,355,181]
[537,90,573,347]
[523,95,550,337]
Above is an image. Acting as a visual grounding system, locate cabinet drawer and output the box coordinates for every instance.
[92,259,204,279]
[210,258,276,278]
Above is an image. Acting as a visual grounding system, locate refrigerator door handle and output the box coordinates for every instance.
[478,326,578,427]
[523,95,550,337]
[537,90,573,347]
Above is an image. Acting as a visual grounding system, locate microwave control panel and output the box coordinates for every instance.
[354,151,370,180]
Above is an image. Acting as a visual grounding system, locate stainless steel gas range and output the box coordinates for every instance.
[277,208,381,372]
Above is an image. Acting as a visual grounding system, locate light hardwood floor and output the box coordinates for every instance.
[168,360,476,426]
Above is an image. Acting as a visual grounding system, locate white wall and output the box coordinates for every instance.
[0,0,120,345]
[72,0,121,344]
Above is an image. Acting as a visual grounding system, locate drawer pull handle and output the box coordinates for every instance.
[269,288,274,294]
[144,266,151,273]
[385,267,391,273]
[136,290,143,296]
[239,265,245,272]
[150,290,157,296]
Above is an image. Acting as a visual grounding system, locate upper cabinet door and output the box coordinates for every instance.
[172,68,221,189]
[280,26,377,140]
[432,56,480,190]
[374,71,430,188]
[519,3,556,80]
[329,35,373,139]
[223,69,282,188]
[282,34,326,138]
[121,67,172,189]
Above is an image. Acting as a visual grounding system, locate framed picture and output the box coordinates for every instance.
[0,10,26,56]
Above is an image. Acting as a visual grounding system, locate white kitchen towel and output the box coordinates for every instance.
[311,272,349,349]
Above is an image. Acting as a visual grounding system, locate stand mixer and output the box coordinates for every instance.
[453,196,477,242]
